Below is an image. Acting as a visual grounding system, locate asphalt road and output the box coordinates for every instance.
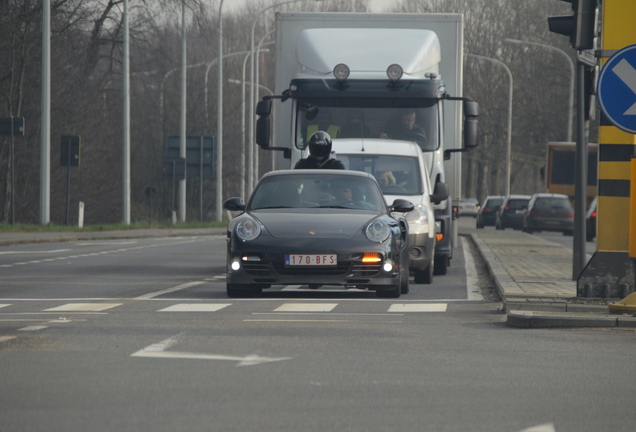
[1,233,635,432]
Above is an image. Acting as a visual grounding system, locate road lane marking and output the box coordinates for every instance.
[244,319,403,323]
[387,303,447,312]
[18,326,48,332]
[42,303,122,312]
[0,336,16,343]
[135,281,206,300]
[0,249,71,255]
[131,334,292,366]
[158,303,232,312]
[274,303,338,312]
[0,304,10,309]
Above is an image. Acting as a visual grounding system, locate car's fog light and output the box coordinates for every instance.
[231,261,241,271]
[383,262,393,272]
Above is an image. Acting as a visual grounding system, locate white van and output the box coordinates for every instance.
[334,139,448,284]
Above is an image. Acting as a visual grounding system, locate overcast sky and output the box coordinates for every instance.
[225,0,394,13]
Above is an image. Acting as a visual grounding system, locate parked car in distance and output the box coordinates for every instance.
[586,197,597,242]
[496,195,531,230]
[522,193,574,235]
[476,196,505,228]
[457,198,480,217]
[223,169,414,298]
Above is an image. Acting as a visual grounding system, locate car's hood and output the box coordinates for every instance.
[250,210,378,239]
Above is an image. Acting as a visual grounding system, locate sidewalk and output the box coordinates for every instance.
[466,226,636,328]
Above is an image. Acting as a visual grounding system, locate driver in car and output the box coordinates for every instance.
[335,186,375,209]
[379,109,427,144]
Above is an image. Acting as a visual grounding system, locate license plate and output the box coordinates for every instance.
[285,254,337,266]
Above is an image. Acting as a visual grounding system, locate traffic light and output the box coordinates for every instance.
[548,0,596,50]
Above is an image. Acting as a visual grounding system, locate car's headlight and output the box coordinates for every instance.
[365,220,390,243]
[405,204,429,225]
[235,218,261,241]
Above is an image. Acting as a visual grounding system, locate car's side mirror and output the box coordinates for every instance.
[390,199,414,213]
[223,197,246,212]
[430,182,449,204]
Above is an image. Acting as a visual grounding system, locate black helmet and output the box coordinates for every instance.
[308,131,332,159]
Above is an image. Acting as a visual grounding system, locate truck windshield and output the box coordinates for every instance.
[296,103,439,152]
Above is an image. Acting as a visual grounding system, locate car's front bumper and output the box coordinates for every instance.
[406,231,435,271]
[226,239,402,289]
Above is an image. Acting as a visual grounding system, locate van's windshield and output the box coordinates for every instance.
[337,154,423,196]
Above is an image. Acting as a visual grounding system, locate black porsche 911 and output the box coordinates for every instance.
[223,169,414,298]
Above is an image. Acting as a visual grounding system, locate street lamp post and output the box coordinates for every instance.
[467,53,513,196]
[503,38,574,142]
[248,0,320,195]
[215,0,226,222]
[231,45,272,199]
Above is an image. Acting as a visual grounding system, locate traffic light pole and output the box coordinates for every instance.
[573,61,589,279]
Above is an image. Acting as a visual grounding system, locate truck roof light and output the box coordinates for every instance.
[333,63,350,81]
[387,64,403,81]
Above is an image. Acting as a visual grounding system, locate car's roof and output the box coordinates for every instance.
[262,169,375,180]
[333,139,423,157]
[483,195,505,200]
[505,195,532,200]
[531,193,570,199]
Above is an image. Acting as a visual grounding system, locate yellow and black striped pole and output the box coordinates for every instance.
[578,0,636,298]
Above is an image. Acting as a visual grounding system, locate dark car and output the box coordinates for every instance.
[586,197,597,242]
[522,193,574,235]
[476,196,505,228]
[495,195,531,230]
[223,169,414,298]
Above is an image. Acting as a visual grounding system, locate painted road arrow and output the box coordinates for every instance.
[131,334,292,367]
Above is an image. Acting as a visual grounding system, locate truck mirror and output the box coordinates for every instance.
[256,116,270,148]
[463,117,478,148]
[256,99,271,116]
[430,182,449,204]
[463,100,479,149]
[463,100,479,117]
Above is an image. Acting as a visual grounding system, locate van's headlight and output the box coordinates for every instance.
[236,218,261,241]
[405,204,429,225]
[365,220,390,243]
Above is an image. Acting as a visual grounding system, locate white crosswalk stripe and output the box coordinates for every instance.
[42,303,122,312]
[158,304,232,312]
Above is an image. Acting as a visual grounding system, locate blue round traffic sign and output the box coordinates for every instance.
[598,44,636,134]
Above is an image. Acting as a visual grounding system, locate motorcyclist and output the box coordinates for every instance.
[294,131,345,169]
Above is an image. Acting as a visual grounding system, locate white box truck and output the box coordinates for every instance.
[255,12,478,276]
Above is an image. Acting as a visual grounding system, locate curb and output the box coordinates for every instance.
[507,310,636,328]
[468,233,627,329]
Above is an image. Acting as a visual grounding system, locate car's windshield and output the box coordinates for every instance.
[535,198,571,209]
[296,103,439,152]
[248,174,386,211]
[337,155,423,195]
[508,199,529,209]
